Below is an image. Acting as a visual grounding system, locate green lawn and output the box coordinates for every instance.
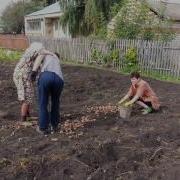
[0,48,22,61]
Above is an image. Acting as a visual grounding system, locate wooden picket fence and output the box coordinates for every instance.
[28,36,180,78]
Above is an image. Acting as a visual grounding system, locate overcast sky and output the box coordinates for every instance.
[0,0,14,15]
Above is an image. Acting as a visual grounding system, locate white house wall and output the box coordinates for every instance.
[53,20,71,38]
[25,13,70,38]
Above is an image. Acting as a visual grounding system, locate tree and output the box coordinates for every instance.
[31,0,46,6]
[107,0,174,40]
[59,0,123,37]
[31,0,57,6]
[46,0,57,5]
[1,1,43,34]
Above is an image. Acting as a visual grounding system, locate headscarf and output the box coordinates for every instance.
[22,42,44,63]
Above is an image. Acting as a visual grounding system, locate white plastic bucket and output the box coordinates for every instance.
[119,105,132,119]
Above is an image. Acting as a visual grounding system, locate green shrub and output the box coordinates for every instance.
[91,48,104,64]
[123,47,138,72]
[0,49,22,61]
[91,48,120,66]
[102,49,120,66]
[110,49,119,62]
[125,48,137,64]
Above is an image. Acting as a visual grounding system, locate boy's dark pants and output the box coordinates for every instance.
[38,71,64,130]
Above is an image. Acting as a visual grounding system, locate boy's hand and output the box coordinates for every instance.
[118,101,123,105]
[118,100,124,105]
[124,101,133,107]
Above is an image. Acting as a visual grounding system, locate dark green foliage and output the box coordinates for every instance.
[1,1,44,34]
[59,0,123,37]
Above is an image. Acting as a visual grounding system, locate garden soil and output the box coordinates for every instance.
[0,62,180,180]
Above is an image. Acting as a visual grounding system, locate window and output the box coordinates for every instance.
[27,19,41,31]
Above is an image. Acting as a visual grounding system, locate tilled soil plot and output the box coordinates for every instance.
[0,62,180,180]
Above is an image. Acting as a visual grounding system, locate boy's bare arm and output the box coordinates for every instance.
[128,94,139,104]
[119,94,130,104]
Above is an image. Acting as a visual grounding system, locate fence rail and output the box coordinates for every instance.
[28,36,180,78]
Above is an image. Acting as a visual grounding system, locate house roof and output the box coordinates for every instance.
[162,0,180,4]
[26,2,61,17]
[146,0,180,20]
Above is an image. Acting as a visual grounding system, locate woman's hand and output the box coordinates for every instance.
[30,71,37,82]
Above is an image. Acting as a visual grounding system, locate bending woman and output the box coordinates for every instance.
[13,42,44,121]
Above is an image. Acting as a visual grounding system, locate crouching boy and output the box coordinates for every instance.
[118,72,160,115]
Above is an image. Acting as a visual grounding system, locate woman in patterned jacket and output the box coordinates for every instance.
[13,42,44,121]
